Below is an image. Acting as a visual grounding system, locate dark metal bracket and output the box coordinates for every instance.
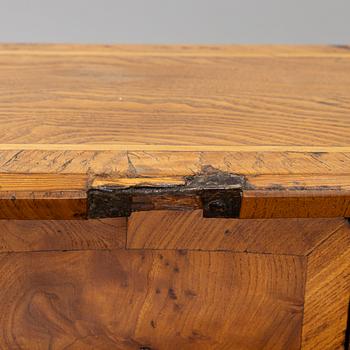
[88,171,244,219]
[201,188,242,218]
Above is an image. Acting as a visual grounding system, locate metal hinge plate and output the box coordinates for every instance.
[88,171,244,219]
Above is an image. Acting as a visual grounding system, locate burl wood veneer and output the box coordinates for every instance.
[0,44,349,349]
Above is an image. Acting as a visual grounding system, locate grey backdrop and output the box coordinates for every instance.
[0,0,349,44]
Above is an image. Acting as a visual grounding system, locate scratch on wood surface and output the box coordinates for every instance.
[126,151,138,178]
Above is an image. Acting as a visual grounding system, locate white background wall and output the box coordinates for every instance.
[0,0,349,44]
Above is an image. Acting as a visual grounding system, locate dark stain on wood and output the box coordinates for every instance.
[168,288,177,300]
[252,184,343,191]
[332,44,350,51]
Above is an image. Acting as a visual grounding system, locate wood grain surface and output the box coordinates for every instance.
[0,44,349,219]
[241,190,350,219]
[302,223,350,350]
[0,213,348,348]
[0,192,86,220]
[0,249,305,350]
[128,210,344,254]
[0,45,349,348]
[0,218,126,252]
[1,44,349,57]
[0,45,349,147]
[0,174,88,219]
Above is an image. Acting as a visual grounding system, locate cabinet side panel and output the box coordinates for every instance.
[302,223,350,350]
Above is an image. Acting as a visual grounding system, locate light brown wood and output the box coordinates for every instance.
[0,174,88,219]
[2,172,350,219]
[0,249,305,350]
[0,218,126,252]
[92,177,186,188]
[302,223,350,349]
[247,174,350,190]
[125,150,350,177]
[240,174,350,218]
[0,173,88,191]
[1,150,349,178]
[0,45,349,219]
[128,210,344,254]
[0,192,86,220]
[241,190,350,219]
[0,46,349,147]
[0,45,349,349]
[1,44,350,57]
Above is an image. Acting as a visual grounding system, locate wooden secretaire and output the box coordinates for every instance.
[0,45,349,350]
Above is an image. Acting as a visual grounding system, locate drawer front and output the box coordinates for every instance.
[0,249,304,350]
[127,210,343,254]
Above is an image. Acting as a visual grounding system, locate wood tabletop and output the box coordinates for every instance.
[0,44,349,219]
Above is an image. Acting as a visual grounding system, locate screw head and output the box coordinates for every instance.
[207,199,227,213]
